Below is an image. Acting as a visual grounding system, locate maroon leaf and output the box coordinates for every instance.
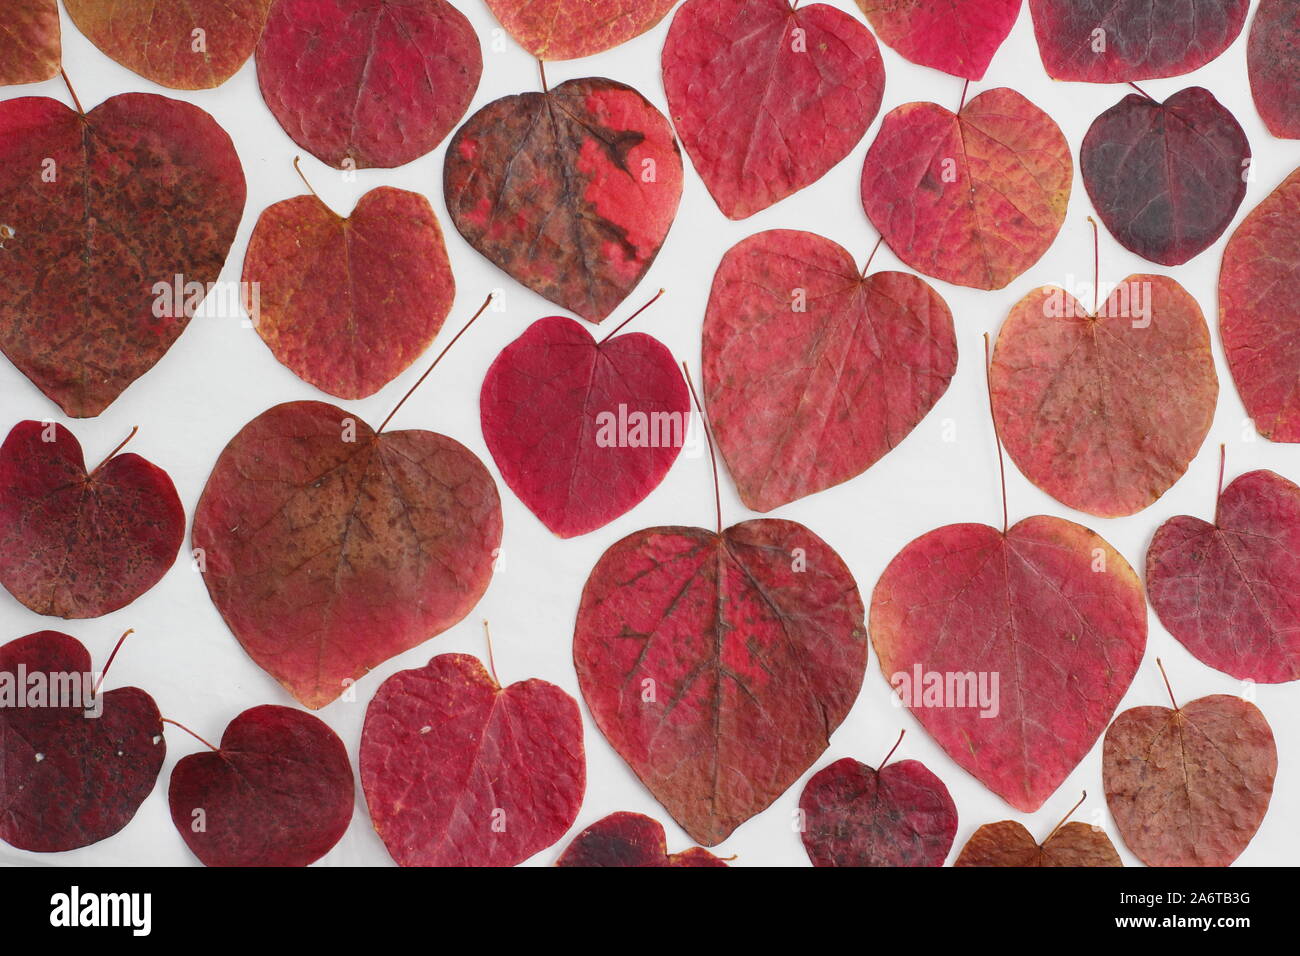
[0,0,59,86]
[483,0,677,60]
[1249,0,1300,139]
[556,811,727,867]
[856,0,1020,80]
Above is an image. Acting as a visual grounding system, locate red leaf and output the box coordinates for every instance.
[861,88,1072,290]
[360,652,585,867]
[0,631,164,852]
[856,0,1020,81]
[168,705,354,867]
[1147,469,1300,683]
[703,230,957,513]
[871,517,1146,812]
[1249,0,1300,139]
[1081,88,1249,266]
[990,277,1217,517]
[1029,0,1249,83]
[242,186,455,399]
[444,77,683,324]
[483,0,677,60]
[1220,167,1300,442]
[798,755,958,867]
[954,820,1122,866]
[0,0,59,86]
[662,0,885,219]
[0,422,184,619]
[256,0,482,169]
[480,315,688,538]
[192,401,502,710]
[0,93,246,417]
[556,811,727,867]
[64,0,271,89]
[574,519,867,846]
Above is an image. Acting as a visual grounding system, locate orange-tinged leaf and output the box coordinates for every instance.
[955,820,1121,867]
[483,0,676,60]
[0,0,60,86]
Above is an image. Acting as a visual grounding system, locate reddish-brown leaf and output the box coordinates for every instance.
[662,0,885,219]
[444,77,683,324]
[574,519,867,846]
[360,652,585,867]
[483,0,676,60]
[954,820,1122,867]
[0,93,246,417]
[861,88,1071,290]
[0,0,59,86]
[1249,0,1300,139]
[191,401,502,710]
[871,517,1147,812]
[1104,694,1276,866]
[556,812,727,867]
[856,0,1020,80]
[990,277,1218,518]
[256,0,482,169]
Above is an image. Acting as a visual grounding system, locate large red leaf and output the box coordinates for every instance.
[1104,693,1276,866]
[856,0,1020,80]
[0,0,59,86]
[556,812,727,867]
[1220,167,1300,442]
[0,630,164,852]
[1029,0,1249,83]
[0,422,184,619]
[242,186,455,399]
[1081,88,1249,266]
[703,230,956,513]
[191,401,502,710]
[989,278,1217,517]
[662,0,885,219]
[861,88,1071,290]
[871,516,1147,812]
[256,0,482,169]
[64,0,271,89]
[954,820,1121,866]
[360,652,584,867]
[480,314,688,538]
[1147,468,1300,683]
[444,77,683,324]
[574,519,867,846]
[1249,0,1300,139]
[483,0,676,60]
[168,705,353,867]
[0,93,246,417]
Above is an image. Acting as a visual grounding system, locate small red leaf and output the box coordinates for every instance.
[857,0,1020,80]
[483,0,677,60]
[0,0,59,86]
[954,820,1122,867]
[1249,0,1300,139]
[556,812,727,867]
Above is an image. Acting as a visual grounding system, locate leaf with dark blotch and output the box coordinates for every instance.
[0,0,59,86]
[556,812,727,867]
[1082,88,1249,266]
[856,0,1020,80]
[703,230,957,513]
[256,0,482,169]
[1249,0,1300,139]
[663,0,885,219]
[483,0,677,60]
[955,820,1122,867]
[0,93,246,417]
[444,77,683,324]
[575,519,868,847]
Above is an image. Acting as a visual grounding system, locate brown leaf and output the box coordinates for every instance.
[0,0,60,86]
[955,820,1122,867]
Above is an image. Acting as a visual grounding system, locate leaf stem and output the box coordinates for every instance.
[958,78,970,112]
[1045,791,1087,844]
[983,333,1009,534]
[60,69,85,115]
[92,629,134,696]
[482,619,501,686]
[862,236,885,277]
[1128,82,1155,101]
[538,60,549,93]
[89,426,139,478]
[879,729,905,769]
[162,718,220,753]
[1214,443,1226,525]
[293,156,321,201]
[1087,216,1100,315]
[598,288,665,344]
[682,362,723,536]
[1155,657,1179,710]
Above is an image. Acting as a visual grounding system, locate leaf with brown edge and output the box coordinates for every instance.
[861,88,1072,291]
[0,0,59,86]
[856,0,1020,81]
[1104,691,1276,866]
[483,0,677,60]
[955,820,1122,867]
[556,812,727,867]
[574,519,868,847]
[64,0,271,90]
[444,77,683,324]
[0,93,246,418]
[703,229,957,513]
[242,185,455,400]
[989,276,1217,518]
[1249,0,1300,139]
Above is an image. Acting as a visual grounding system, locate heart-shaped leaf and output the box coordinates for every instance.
[0,422,184,619]
[444,77,683,324]
[1249,0,1300,139]
[990,277,1217,517]
[856,0,1020,80]
[1,0,59,86]
[861,88,1072,290]
[0,93,246,417]
[575,519,867,846]
[168,705,353,867]
[1082,88,1249,266]
[955,819,1121,866]
[662,0,885,219]
[360,652,585,867]
[483,0,677,60]
[256,0,482,169]
[556,812,727,867]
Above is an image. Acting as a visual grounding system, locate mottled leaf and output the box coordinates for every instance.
[856,0,1020,80]
[1249,0,1300,139]
[484,0,676,60]
[0,0,59,86]
[954,820,1121,866]
[556,811,727,867]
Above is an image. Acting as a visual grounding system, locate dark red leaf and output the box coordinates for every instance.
[954,820,1122,866]
[168,705,353,867]
[1082,88,1249,266]
[444,77,683,324]
[574,519,867,846]
[0,0,59,86]
[0,93,246,417]
[856,0,1020,80]
[556,811,727,867]
[360,652,585,867]
[662,0,885,219]
[1249,0,1300,139]
[483,0,677,60]
[256,0,482,169]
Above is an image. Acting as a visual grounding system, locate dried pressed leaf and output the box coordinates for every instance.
[556,812,726,867]
[856,0,1020,80]
[483,0,677,60]
[0,0,60,86]
[955,820,1121,867]
[1249,0,1300,139]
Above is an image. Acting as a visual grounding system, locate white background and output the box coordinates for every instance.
[1,0,1296,867]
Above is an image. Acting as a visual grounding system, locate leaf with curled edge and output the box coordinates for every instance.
[955,821,1122,867]
[856,0,1020,80]
[484,0,677,60]
[861,88,1072,291]
[1249,0,1300,139]
[574,519,868,846]
[663,0,885,220]
[0,0,59,86]
[556,812,727,867]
